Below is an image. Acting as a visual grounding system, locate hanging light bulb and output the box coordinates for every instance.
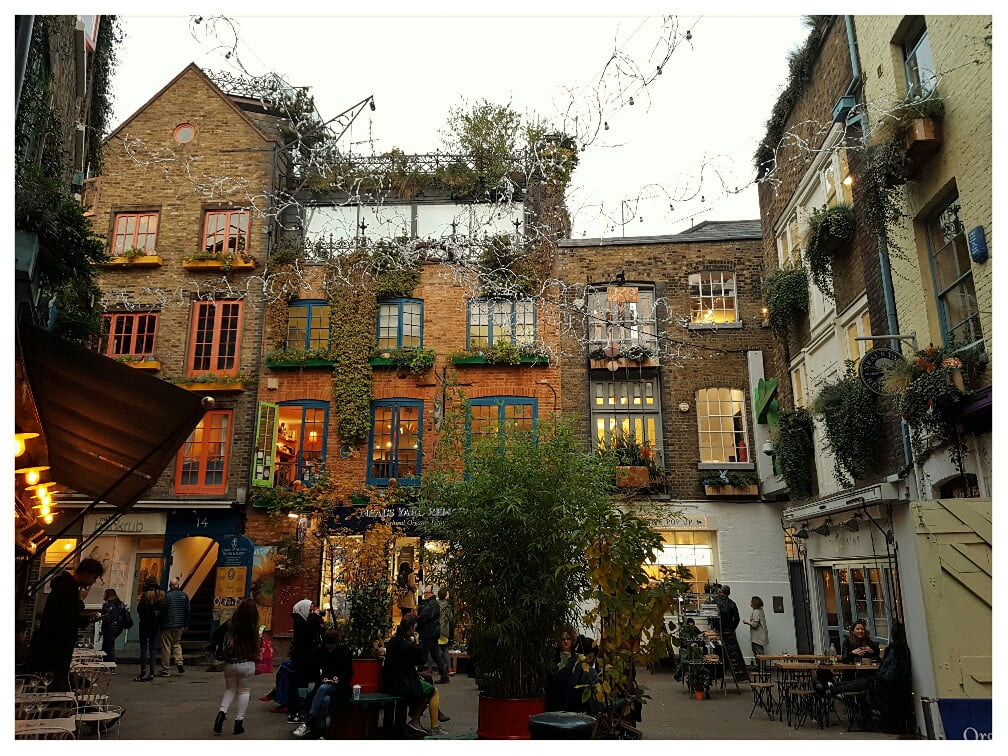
[16,466,50,486]
[43,514,54,525]
[14,432,39,457]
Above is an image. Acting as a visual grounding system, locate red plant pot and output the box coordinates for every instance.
[477,695,546,739]
[351,658,382,694]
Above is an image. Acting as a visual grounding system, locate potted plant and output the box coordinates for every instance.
[891,93,945,178]
[803,203,855,299]
[421,414,612,739]
[598,432,657,489]
[762,267,809,339]
[699,470,760,497]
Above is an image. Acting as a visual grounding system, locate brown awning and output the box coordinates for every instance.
[17,323,209,509]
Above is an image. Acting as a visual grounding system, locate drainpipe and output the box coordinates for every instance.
[843,15,916,484]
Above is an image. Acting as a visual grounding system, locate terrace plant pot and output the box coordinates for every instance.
[903,117,943,178]
[703,483,759,498]
[615,466,651,489]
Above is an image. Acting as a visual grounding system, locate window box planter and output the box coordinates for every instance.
[703,483,759,498]
[615,465,652,489]
[182,258,256,271]
[267,358,335,369]
[903,117,943,178]
[100,254,163,268]
[179,381,247,393]
[451,354,550,366]
[590,356,660,370]
[122,359,161,371]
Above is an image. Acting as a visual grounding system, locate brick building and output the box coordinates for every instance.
[556,222,796,649]
[756,15,991,733]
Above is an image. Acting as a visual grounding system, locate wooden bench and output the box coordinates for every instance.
[326,692,405,739]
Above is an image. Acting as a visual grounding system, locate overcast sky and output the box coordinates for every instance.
[107,11,811,239]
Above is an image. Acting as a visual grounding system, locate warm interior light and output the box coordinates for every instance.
[42,514,54,525]
[842,175,853,186]
[64,541,73,550]
[16,466,50,486]
[14,432,39,457]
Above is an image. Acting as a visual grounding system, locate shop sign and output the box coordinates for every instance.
[83,512,166,535]
[859,347,906,396]
[938,698,992,739]
[648,513,709,530]
[325,505,450,535]
[213,535,254,626]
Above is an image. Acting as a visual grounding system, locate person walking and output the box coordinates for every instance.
[159,577,191,675]
[742,595,769,662]
[211,598,262,735]
[287,599,323,724]
[99,588,129,664]
[25,558,105,691]
[435,587,454,683]
[135,577,166,682]
[416,584,447,681]
[395,562,418,618]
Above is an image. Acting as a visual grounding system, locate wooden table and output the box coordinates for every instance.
[14,715,77,738]
[772,661,878,727]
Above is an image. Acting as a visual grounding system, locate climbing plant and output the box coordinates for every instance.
[763,267,809,339]
[811,362,882,487]
[773,407,816,498]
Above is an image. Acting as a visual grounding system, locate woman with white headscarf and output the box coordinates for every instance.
[286,599,323,724]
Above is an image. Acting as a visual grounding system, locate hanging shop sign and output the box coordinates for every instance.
[324,504,450,536]
[858,347,907,396]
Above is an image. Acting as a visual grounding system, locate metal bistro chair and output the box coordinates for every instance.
[70,663,124,739]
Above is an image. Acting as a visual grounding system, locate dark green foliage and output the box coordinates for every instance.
[804,204,855,299]
[763,267,809,338]
[811,362,882,487]
[775,407,816,498]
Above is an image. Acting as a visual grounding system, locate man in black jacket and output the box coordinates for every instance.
[416,585,448,681]
[25,558,105,691]
[717,585,741,633]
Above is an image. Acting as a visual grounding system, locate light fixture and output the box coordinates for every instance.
[15,465,50,486]
[812,518,833,537]
[42,514,54,525]
[14,432,39,457]
[842,175,853,186]
[26,482,58,495]
[841,513,862,532]
[369,98,376,112]
[794,523,809,539]
[762,440,775,457]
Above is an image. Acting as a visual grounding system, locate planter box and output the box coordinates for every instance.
[179,381,246,393]
[451,355,549,366]
[100,254,163,267]
[903,117,943,178]
[704,483,759,498]
[590,356,660,370]
[266,359,335,369]
[122,360,161,371]
[182,258,256,271]
[477,695,546,740]
[616,466,651,489]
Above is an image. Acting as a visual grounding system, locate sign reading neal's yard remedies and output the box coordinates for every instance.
[858,347,907,396]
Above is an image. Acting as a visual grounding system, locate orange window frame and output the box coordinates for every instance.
[174,410,232,495]
[111,211,159,255]
[188,300,243,376]
[203,209,250,255]
[102,312,158,358]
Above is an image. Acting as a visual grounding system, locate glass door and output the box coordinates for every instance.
[815,561,897,653]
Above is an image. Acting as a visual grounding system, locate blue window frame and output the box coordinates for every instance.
[466,397,538,450]
[925,193,984,349]
[376,299,423,349]
[467,299,535,348]
[275,400,329,488]
[287,300,331,350]
[368,399,423,486]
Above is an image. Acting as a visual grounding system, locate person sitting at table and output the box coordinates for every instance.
[825,623,913,733]
[840,620,880,664]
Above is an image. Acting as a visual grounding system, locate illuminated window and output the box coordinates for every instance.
[688,272,738,325]
[175,410,231,494]
[468,397,536,447]
[111,211,158,256]
[696,387,750,464]
[43,538,78,565]
[287,300,331,350]
[592,379,662,466]
[102,312,158,358]
[643,531,716,598]
[377,299,423,349]
[188,300,243,376]
[368,400,422,485]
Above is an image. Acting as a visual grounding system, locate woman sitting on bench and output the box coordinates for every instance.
[381,615,448,736]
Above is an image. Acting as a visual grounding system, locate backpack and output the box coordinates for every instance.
[119,605,134,630]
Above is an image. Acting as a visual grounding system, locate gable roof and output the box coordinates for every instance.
[559,219,763,247]
[106,63,278,146]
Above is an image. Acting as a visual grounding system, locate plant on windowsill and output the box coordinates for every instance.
[182,249,256,270]
[450,341,550,366]
[762,267,809,340]
[598,433,657,488]
[811,362,883,488]
[265,346,339,367]
[699,470,760,497]
[772,407,816,499]
[892,342,984,471]
[371,347,436,375]
[166,372,252,390]
[803,204,855,299]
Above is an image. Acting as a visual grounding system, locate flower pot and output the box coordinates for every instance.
[477,695,546,739]
[703,483,759,498]
[950,367,965,392]
[903,117,943,178]
[615,466,651,489]
[694,690,706,700]
[351,658,381,694]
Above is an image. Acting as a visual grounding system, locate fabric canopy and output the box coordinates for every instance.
[17,323,209,509]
